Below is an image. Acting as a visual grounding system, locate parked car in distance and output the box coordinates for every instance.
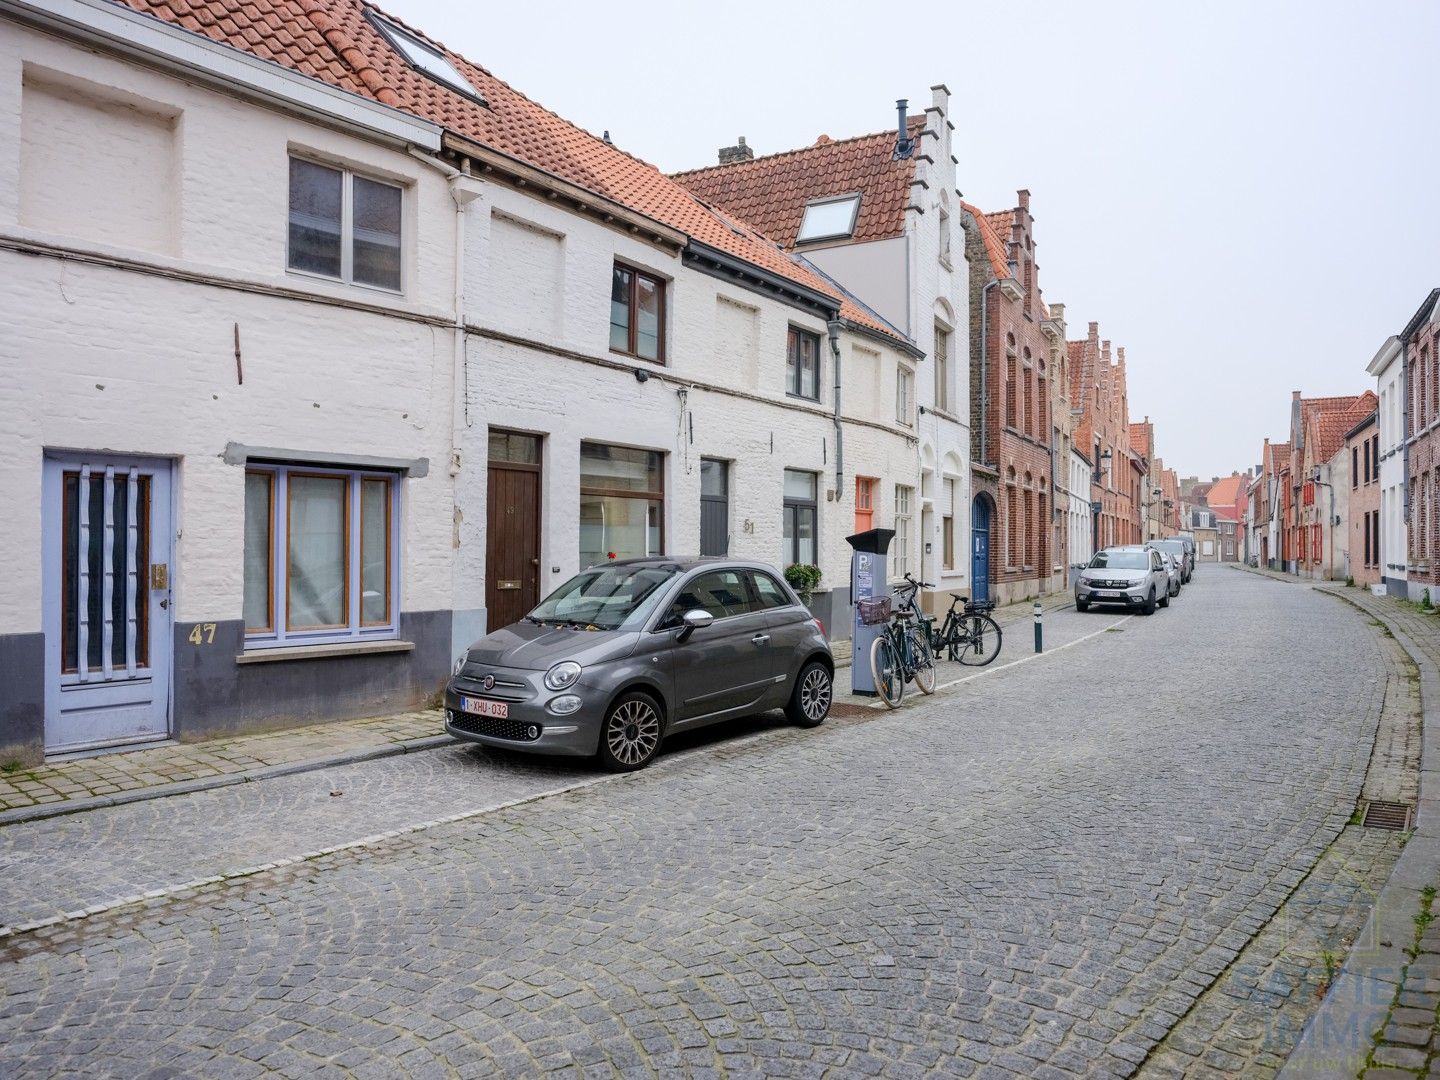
[1148,539,1190,585]
[1075,545,1171,614]
[1170,533,1197,579]
[1158,551,1182,598]
[445,558,834,772]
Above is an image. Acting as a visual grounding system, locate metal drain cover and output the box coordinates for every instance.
[1362,801,1413,831]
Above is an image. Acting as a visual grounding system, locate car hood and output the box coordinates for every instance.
[1085,567,1147,580]
[460,619,641,672]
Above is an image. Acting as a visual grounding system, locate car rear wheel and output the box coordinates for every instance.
[1159,588,1170,609]
[597,692,663,772]
[786,660,832,728]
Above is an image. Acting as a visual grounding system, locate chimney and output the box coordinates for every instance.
[717,136,753,165]
[1017,188,1030,212]
[893,99,915,159]
[1292,390,1302,401]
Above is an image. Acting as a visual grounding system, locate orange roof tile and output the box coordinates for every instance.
[1205,474,1246,512]
[671,120,924,249]
[111,0,905,341]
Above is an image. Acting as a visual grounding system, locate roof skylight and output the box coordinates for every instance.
[372,15,484,102]
[796,195,861,243]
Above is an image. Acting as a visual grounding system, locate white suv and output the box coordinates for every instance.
[1074,546,1171,615]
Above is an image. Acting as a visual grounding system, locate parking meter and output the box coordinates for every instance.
[846,528,895,695]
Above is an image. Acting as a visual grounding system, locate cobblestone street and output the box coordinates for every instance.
[0,571,1402,1077]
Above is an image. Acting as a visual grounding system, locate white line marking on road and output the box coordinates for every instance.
[919,613,1133,699]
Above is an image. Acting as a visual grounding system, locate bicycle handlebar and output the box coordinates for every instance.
[902,572,936,589]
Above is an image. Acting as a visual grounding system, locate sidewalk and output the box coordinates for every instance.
[0,710,447,826]
[1255,568,1440,1078]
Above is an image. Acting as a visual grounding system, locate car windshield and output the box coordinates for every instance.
[1150,542,1184,558]
[1089,550,1150,571]
[528,565,680,630]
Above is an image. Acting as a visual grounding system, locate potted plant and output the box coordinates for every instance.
[784,563,823,605]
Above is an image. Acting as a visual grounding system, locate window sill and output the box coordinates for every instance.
[237,640,416,665]
[608,347,665,366]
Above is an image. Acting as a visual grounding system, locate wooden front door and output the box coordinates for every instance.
[486,431,542,632]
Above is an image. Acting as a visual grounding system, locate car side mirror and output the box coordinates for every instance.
[676,608,713,643]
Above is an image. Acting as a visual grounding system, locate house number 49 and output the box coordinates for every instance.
[188,623,217,645]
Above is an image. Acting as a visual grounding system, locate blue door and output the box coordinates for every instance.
[971,495,992,603]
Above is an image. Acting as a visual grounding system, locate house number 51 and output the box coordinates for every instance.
[188,623,217,645]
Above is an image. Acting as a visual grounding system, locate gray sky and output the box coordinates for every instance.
[385,0,1438,480]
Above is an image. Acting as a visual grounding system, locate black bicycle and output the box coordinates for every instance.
[930,591,1003,667]
[862,575,937,709]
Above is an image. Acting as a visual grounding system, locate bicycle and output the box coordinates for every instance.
[930,592,1003,667]
[860,574,937,709]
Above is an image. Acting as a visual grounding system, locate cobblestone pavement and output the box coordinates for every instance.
[0,710,442,814]
[1139,581,1422,1080]
[0,572,1392,1077]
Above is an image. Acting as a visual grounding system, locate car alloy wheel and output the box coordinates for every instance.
[799,666,831,721]
[602,696,661,770]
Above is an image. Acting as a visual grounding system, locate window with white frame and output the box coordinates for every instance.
[942,478,956,570]
[796,194,861,243]
[934,324,951,413]
[243,466,399,646]
[893,484,913,579]
[896,364,914,426]
[288,158,402,291]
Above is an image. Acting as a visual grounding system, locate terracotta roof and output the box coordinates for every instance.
[1206,474,1246,513]
[671,119,925,249]
[1265,442,1291,473]
[109,0,903,341]
[1299,392,1374,463]
[961,201,1008,279]
[1128,421,1153,458]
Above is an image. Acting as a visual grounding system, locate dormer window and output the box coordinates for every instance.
[372,14,484,102]
[796,195,860,243]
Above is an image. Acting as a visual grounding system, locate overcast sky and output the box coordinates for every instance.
[386,0,1438,480]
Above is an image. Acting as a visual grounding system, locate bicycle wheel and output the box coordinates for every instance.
[955,613,1002,667]
[908,624,937,694]
[869,633,904,709]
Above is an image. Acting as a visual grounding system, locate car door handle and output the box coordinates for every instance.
[751,634,770,645]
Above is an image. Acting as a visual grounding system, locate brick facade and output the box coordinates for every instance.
[1346,411,1381,586]
[1404,293,1440,596]
[962,191,1068,603]
[1069,324,1140,551]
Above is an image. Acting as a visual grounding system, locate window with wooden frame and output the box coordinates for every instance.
[579,443,664,566]
[288,157,402,292]
[787,327,821,400]
[934,324,950,413]
[855,476,876,534]
[1005,339,1018,429]
[609,262,665,363]
[942,477,956,570]
[243,466,399,647]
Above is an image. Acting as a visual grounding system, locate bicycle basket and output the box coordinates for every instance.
[856,596,892,626]
[967,599,997,613]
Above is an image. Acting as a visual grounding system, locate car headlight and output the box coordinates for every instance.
[452,654,467,677]
[544,661,583,691]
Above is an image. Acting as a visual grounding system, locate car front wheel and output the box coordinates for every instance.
[597,692,664,772]
[1143,588,1157,615]
[786,660,832,728]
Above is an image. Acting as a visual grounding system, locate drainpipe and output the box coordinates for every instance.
[828,319,844,495]
[1313,472,1337,580]
[978,278,999,467]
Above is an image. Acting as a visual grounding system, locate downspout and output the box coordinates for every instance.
[827,319,844,495]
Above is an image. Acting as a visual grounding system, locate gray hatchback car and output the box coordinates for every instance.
[445,558,834,771]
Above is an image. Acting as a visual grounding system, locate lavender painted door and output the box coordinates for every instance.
[42,453,173,753]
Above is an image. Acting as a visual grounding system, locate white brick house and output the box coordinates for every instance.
[0,0,924,758]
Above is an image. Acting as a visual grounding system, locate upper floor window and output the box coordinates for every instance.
[896,365,914,426]
[934,325,951,413]
[372,15,484,101]
[796,194,861,243]
[609,263,665,363]
[288,158,401,291]
[787,327,821,400]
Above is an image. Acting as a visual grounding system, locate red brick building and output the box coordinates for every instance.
[962,191,1069,602]
[1069,324,1140,550]
[1287,391,1372,579]
[1404,291,1440,595]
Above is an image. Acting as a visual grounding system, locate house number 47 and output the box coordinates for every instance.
[188,623,217,645]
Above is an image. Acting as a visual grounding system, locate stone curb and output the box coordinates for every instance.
[1278,580,1440,1079]
[0,733,457,829]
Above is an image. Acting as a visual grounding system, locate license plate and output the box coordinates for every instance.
[1098,590,1125,598]
[460,696,508,719]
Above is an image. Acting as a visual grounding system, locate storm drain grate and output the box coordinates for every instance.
[1361,800,1413,831]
